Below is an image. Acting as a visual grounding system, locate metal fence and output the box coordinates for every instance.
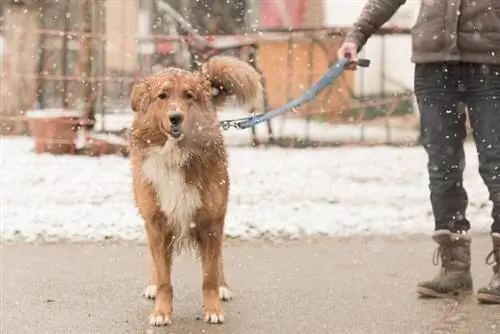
[0,0,419,148]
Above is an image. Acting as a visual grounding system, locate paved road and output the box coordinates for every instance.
[2,234,500,334]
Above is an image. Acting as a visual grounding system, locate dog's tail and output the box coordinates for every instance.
[200,56,264,111]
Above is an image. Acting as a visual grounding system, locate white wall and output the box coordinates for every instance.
[323,0,421,96]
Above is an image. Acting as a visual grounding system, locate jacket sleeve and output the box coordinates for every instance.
[344,0,407,50]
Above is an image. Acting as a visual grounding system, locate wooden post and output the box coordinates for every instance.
[81,0,94,129]
[61,0,71,109]
[0,0,42,135]
[92,0,106,129]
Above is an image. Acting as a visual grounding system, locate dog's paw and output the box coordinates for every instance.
[143,284,157,299]
[204,308,225,324]
[219,286,233,301]
[149,309,172,326]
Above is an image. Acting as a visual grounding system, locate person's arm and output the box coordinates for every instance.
[344,0,407,50]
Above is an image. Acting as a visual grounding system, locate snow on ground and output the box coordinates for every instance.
[1,136,493,242]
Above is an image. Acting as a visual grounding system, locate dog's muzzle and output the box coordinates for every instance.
[168,111,184,139]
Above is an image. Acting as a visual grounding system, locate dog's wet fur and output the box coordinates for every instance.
[129,56,263,326]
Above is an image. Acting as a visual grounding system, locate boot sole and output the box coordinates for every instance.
[476,293,500,304]
[417,286,472,299]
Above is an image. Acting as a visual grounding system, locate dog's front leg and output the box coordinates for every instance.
[196,226,225,324]
[143,250,158,299]
[146,224,174,326]
[218,253,233,301]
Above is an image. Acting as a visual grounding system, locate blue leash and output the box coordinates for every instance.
[219,57,370,130]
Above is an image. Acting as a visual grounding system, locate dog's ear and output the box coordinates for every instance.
[200,56,264,110]
[130,79,151,112]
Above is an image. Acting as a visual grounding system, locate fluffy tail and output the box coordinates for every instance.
[200,56,264,110]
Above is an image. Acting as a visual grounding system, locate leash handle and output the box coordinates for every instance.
[342,50,370,68]
[355,59,370,67]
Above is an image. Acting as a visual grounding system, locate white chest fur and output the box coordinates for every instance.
[141,141,202,238]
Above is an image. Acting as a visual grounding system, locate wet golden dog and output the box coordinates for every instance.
[129,56,263,326]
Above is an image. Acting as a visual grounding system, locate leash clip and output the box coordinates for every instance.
[220,117,250,131]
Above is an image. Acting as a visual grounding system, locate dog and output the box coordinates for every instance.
[129,56,263,326]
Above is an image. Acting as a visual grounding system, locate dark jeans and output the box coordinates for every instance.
[414,62,500,234]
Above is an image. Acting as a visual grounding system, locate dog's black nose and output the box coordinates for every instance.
[168,112,183,126]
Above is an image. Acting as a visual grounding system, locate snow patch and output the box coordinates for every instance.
[1,136,492,242]
[88,133,127,146]
[25,108,83,119]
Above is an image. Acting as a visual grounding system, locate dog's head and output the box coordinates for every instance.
[130,56,263,152]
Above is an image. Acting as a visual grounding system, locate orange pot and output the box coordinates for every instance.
[26,109,82,155]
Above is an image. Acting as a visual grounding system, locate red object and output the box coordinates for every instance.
[156,42,175,54]
[260,0,307,28]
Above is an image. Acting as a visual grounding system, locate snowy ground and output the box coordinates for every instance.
[1,136,493,242]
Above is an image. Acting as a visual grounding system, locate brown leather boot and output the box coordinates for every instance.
[417,230,473,298]
[476,233,500,304]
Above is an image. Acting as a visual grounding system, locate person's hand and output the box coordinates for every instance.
[337,41,359,70]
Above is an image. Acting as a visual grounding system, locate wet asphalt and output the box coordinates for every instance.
[2,234,499,334]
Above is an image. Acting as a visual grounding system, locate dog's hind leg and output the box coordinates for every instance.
[218,252,233,301]
[262,77,274,145]
[250,122,259,147]
[266,119,274,144]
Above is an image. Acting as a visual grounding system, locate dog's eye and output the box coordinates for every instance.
[185,91,196,100]
[158,92,168,100]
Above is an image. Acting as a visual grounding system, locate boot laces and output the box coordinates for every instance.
[486,248,500,286]
[485,246,499,265]
[432,247,441,266]
[433,245,452,266]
